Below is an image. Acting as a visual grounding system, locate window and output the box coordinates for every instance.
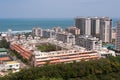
[16,65,19,67]
[9,65,12,67]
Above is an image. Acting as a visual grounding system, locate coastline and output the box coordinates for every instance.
[0,18,118,32]
[0,30,32,34]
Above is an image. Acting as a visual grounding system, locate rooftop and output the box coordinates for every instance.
[0,57,11,61]
[4,61,19,64]
[0,48,7,52]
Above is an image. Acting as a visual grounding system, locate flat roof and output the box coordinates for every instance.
[0,57,11,61]
[5,61,19,64]
[0,48,7,52]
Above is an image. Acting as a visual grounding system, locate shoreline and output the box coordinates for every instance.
[0,30,32,34]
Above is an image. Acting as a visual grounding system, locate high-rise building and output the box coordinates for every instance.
[100,17,112,43]
[91,17,100,37]
[7,29,12,41]
[112,28,116,39]
[75,17,112,43]
[75,17,91,35]
[32,27,42,37]
[86,18,91,35]
[115,21,120,51]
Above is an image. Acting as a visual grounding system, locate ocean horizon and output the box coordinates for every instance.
[0,18,119,32]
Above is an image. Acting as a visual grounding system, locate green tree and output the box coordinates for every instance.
[0,38,10,49]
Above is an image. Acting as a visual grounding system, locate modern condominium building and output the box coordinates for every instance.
[75,17,91,35]
[91,17,100,37]
[112,28,116,39]
[7,29,13,41]
[75,17,112,42]
[100,17,112,43]
[115,21,120,51]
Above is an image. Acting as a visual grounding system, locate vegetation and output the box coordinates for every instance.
[102,42,109,46]
[0,38,10,49]
[35,77,63,80]
[1,56,120,80]
[37,43,61,52]
[23,32,34,38]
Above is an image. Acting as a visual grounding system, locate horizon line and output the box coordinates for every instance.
[0,16,119,19]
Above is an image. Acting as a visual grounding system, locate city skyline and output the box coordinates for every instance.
[0,0,120,18]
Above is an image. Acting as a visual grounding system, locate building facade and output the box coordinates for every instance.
[3,61,20,71]
[53,27,63,32]
[76,35,102,50]
[112,28,116,39]
[42,29,56,38]
[91,17,100,37]
[65,26,80,35]
[100,17,112,43]
[0,48,11,63]
[10,42,33,59]
[32,27,43,37]
[7,29,13,41]
[56,32,75,45]
[75,17,112,42]
[115,21,120,51]
[75,17,91,35]
[33,50,99,66]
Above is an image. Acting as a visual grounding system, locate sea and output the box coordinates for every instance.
[0,18,119,32]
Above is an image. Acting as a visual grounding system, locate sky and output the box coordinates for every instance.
[0,0,119,18]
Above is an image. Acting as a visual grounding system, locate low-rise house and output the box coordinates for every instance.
[3,61,20,71]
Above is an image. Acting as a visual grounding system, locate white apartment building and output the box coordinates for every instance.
[7,29,13,41]
[42,29,56,38]
[56,32,75,45]
[32,27,43,37]
[112,28,116,39]
[97,48,116,58]
[53,26,63,32]
[85,18,91,35]
[3,61,20,71]
[76,35,102,50]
